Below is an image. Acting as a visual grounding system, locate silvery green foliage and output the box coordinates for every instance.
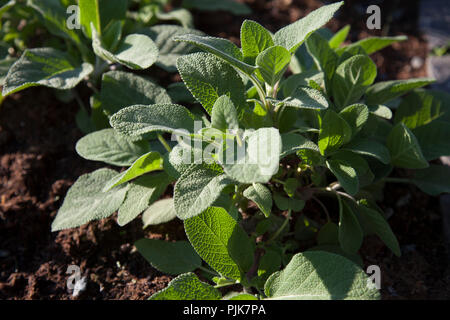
[52,1,450,300]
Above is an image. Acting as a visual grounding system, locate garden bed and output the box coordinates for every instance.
[0,0,448,300]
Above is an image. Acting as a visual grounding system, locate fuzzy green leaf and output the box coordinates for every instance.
[280,133,319,158]
[142,198,177,227]
[243,183,273,217]
[241,20,274,64]
[256,46,291,86]
[264,251,379,300]
[93,31,158,70]
[339,103,369,136]
[135,239,201,275]
[318,110,352,155]
[365,78,435,105]
[283,86,329,110]
[339,199,363,254]
[110,104,195,138]
[273,1,344,53]
[51,169,128,231]
[413,121,450,160]
[411,165,450,196]
[326,159,359,196]
[356,200,401,256]
[177,52,247,115]
[184,207,254,280]
[99,71,172,116]
[211,95,239,131]
[329,25,350,49]
[140,25,204,72]
[174,166,234,220]
[386,123,429,169]
[117,173,170,226]
[220,128,282,184]
[104,152,163,190]
[343,138,390,164]
[2,48,93,96]
[332,54,377,109]
[149,272,221,300]
[76,128,150,166]
[79,0,127,38]
[174,34,256,75]
[344,36,407,55]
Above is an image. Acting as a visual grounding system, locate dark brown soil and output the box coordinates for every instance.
[0,0,446,300]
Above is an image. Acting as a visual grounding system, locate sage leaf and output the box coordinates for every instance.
[99,71,172,116]
[177,52,247,115]
[241,20,274,64]
[386,123,429,169]
[343,138,391,164]
[344,36,407,55]
[280,133,319,158]
[264,251,379,299]
[365,78,435,105]
[411,164,450,196]
[174,166,234,220]
[283,87,329,110]
[103,152,163,190]
[274,1,344,53]
[135,239,201,275]
[211,95,239,131]
[140,24,203,72]
[184,207,254,280]
[413,121,450,160]
[243,183,273,217]
[117,173,169,226]
[332,54,377,109]
[174,34,256,75]
[76,128,150,166]
[51,169,128,231]
[220,128,282,184]
[2,48,93,96]
[356,200,401,257]
[329,25,350,49]
[318,110,352,155]
[339,103,369,136]
[338,199,363,254]
[93,31,158,70]
[326,159,359,196]
[110,104,195,138]
[79,0,127,38]
[149,272,221,300]
[256,46,291,86]
[142,198,177,227]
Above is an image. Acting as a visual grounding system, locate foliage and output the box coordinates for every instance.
[12,1,449,300]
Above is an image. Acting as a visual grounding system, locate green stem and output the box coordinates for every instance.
[268,209,291,244]
[249,74,268,110]
[157,133,172,153]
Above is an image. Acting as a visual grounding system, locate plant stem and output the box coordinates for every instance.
[268,209,291,244]
[249,74,268,110]
[198,266,219,277]
[272,178,285,185]
[311,195,331,221]
[157,133,172,153]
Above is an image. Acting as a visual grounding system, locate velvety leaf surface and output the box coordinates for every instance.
[51,169,128,231]
[184,207,254,280]
[264,251,380,299]
[76,128,150,166]
[135,239,201,275]
[149,273,221,300]
[3,48,93,96]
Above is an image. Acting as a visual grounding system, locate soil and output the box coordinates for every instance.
[0,0,447,300]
